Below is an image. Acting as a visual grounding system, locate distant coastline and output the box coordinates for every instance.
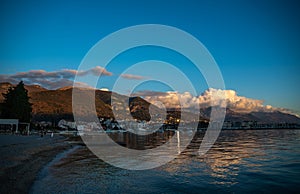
[1,82,300,134]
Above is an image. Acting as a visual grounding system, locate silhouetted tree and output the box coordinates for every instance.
[1,81,32,122]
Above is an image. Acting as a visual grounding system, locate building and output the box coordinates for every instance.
[0,119,19,133]
[0,119,30,134]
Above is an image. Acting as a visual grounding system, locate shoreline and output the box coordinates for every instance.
[0,134,77,194]
[1,129,299,193]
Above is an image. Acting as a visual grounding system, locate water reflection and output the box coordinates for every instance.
[31,130,300,193]
[107,130,176,150]
[140,129,300,186]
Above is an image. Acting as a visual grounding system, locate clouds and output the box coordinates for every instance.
[10,69,75,79]
[87,66,112,76]
[133,90,199,110]
[0,66,112,89]
[120,74,146,80]
[9,66,112,79]
[0,67,296,116]
[134,88,292,114]
[0,66,149,89]
[199,88,265,112]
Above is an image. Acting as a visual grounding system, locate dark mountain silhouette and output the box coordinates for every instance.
[1,82,300,125]
[0,82,47,101]
[0,82,162,122]
[201,107,300,124]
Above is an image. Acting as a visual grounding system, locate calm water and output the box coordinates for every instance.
[31,130,300,193]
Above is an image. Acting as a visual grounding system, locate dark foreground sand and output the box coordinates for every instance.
[0,134,76,194]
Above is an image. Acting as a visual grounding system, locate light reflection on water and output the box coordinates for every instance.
[31,130,300,193]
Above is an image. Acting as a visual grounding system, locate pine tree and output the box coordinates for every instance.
[1,81,32,122]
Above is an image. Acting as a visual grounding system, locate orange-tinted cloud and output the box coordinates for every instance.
[0,66,112,89]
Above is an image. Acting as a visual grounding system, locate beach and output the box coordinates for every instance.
[0,134,74,193]
[26,130,300,193]
[1,130,300,193]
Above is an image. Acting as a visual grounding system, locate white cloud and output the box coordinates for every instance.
[133,90,199,109]
[99,88,109,91]
[134,88,294,114]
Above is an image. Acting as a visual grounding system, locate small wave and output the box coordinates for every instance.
[29,145,81,193]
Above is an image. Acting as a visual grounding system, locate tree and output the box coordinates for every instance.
[1,81,32,122]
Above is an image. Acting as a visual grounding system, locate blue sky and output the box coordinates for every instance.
[0,0,300,113]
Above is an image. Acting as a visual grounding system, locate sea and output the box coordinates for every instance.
[30,129,300,193]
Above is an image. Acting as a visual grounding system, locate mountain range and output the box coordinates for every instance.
[1,82,300,125]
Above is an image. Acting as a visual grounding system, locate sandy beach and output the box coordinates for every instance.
[0,134,75,194]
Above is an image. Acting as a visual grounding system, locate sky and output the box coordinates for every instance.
[0,0,300,114]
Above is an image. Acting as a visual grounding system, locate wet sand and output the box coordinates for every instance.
[0,134,75,194]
